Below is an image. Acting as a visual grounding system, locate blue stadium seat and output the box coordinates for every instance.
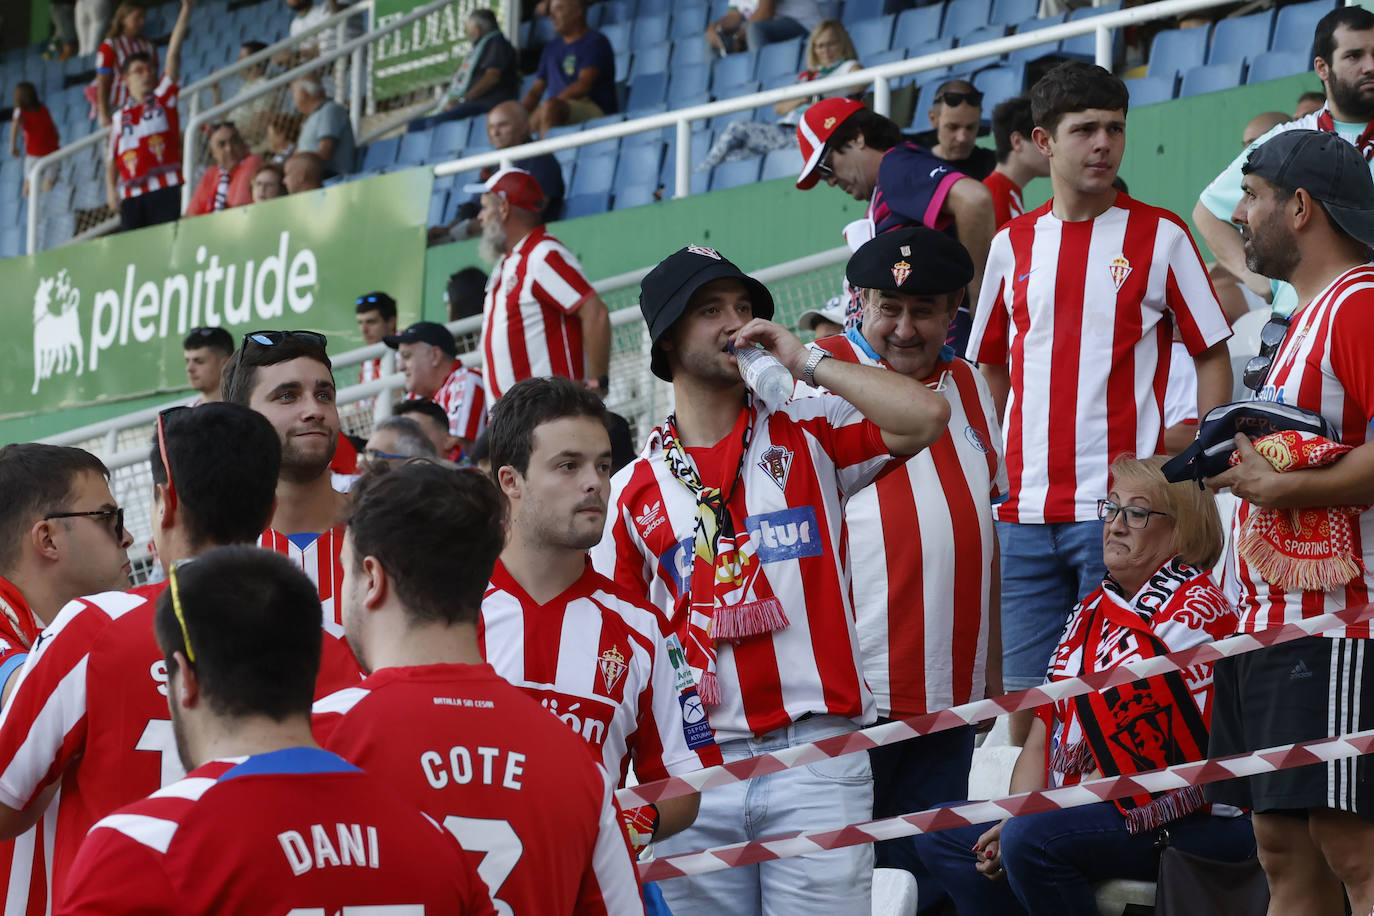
[1271,0,1336,56]
[1246,50,1311,84]
[709,109,752,131]
[668,65,711,105]
[673,36,712,68]
[757,37,804,82]
[671,4,709,40]
[0,228,21,259]
[1007,13,1066,66]
[570,153,617,196]
[843,0,884,27]
[1208,11,1274,66]
[761,146,804,181]
[430,119,472,161]
[1059,1,1122,61]
[907,38,957,79]
[941,0,992,39]
[990,0,1037,27]
[615,51,631,81]
[1179,61,1244,97]
[640,0,673,16]
[428,190,448,227]
[958,24,1008,71]
[633,41,672,77]
[626,72,670,112]
[1146,25,1211,82]
[581,136,622,159]
[713,51,758,91]
[864,48,907,66]
[361,137,399,171]
[973,64,1024,112]
[613,184,659,209]
[587,1,628,27]
[710,158,761,191]
[661,132,716,189]
[616,143,665,186]
[848,15,896,60]
[1123,75,1176,107]
[601,21,631,49]
[632,15,670,46]
[563,192,610,219]
[396,131,430,166]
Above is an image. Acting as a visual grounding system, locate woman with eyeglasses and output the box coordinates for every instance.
[913,454,1255,915]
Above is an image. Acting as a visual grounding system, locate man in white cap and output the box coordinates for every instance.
[796,296,845,339]
[472,167,611,402]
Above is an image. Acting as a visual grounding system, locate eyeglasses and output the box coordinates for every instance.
[223,329,330,402]
[156,406,190,514]
[1097,499,1170,529]
[816,143,844,178]
[167,562,196,664]
[936,89,984,107]
[44,507,126,542]
[1242,314,1292,393]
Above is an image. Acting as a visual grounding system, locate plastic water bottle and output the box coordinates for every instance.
[729,342,794,412]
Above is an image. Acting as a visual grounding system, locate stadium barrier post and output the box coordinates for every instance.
[674,119,691,199]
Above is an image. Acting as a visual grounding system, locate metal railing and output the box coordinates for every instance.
[433,0,1250,197]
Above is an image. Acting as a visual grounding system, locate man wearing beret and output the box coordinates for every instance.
[591,245,952,914]
[803,226,1007,907]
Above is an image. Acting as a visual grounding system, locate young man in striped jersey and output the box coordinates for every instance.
[1204,130,1374,916]
[0,404,279,913]
[966,62,1233,743]
[592,245,951,915]
[221,330,364,696]
[315,461,645,915]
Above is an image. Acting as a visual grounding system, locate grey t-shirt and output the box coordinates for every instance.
[299,99,356,176]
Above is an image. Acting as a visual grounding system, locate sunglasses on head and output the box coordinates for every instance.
[224,330,330,401]
[156,406,191,514]
[1241,314,1291,393]
[936,90,984,107]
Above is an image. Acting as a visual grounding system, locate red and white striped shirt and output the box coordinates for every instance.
[1234,265,1374,635]
[407,361,486,442]
[983,170,1024,229]
[360,357,382,384]
[0,579,49,916]
[967,193,1232,524]
[591,397,894,742]
[313,663,645,916]
[108,74,181,199]
[95,36,157,113]
[811,336,1007,717]
[481,226,595,401]
[0,585,173,910]
[479,561,721,784]
[257,528,365,696]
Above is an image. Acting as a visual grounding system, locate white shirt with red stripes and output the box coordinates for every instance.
[95,36,157,113]
[1234,264,1374,635]
[591,396,894,743]
[108,74,181,199]
[967,192,1232,524]
[809,335,1008,717]
[360,357,381,384]
[407,361,486,442]
[481,226,595,401]
[479,561,721,785]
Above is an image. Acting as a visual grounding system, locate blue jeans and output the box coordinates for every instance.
[913,802,1257,915]
[653,715,874,916]
[746,16,809,50]
[868,725,975,912]
[996,520,1105,691]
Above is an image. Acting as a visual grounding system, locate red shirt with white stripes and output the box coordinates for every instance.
[0,585,174,909]
[313,663,645,916]
[56,748,496,916]
[812,336,1008,717]
[95,37,157,113]
[108,74,181,199]
[0,578,49,916]
[982,170,1023,229]
[360,357,382,384]
[1234,265,1374,635]
[257,527,366,696]
[407,361,486,442]
[967,192,1232,524]
[479,561,721,784]
[590,397,894,742]
[481,226,595,401]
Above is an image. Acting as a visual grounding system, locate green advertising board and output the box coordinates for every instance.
[372,0,499,103]
[2,168,431,421]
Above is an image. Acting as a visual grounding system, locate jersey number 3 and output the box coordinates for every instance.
[443,816,522,916]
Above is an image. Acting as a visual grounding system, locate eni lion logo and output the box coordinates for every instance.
[31,269,85,395]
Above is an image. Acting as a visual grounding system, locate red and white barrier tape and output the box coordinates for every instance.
[619,603,1374,807]
[641,727,1374,881]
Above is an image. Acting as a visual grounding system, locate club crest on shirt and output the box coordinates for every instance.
[891,259,912,287]
[598,646,628,694]
[758,445,793,491]
[148,134,166,162]
[687,244,722,260]
[1108,254,1132,291]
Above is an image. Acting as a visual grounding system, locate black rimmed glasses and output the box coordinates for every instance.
[1097,499,1170,529]
[1242,314,1292,393]
[223,329,330,402]
[43,507,126,543]
[936,89,984,107]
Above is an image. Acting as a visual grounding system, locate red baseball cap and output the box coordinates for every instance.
[795,98,865,190]
[463,167,546,213]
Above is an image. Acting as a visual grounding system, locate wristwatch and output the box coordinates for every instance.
[802,347,831,387]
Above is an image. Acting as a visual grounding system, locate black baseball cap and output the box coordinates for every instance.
[639,245,775,381]
[1243,129,1374,249]
[846,225,974,296]
[383,320,457,357]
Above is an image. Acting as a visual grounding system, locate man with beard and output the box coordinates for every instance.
[221,331,364,696]
[383,321,485,460]
[1194,5,1374,317]
[55,546,495,915]
[1203,130,1374,916]
[474,169,611,402]
[0,404,278,912]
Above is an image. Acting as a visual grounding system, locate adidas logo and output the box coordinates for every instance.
[1290,659,1314,681]
[635,501,666,537]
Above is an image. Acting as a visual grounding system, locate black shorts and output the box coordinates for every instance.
[119,185,181,232]
[1205,636,1374,819]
